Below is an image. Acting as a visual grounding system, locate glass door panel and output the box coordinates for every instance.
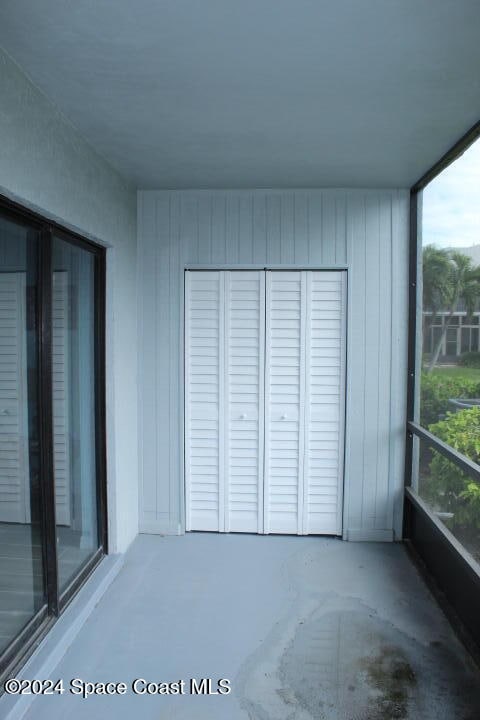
[0,215,46,655]
[52,237,99,592]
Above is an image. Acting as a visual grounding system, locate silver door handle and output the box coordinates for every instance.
[281,414,287,420]
[240,413,247,420]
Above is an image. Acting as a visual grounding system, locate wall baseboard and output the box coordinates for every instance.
[140,522,183,536]
[344,528,395,542]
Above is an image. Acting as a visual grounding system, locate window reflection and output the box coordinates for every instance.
[0,216,45,655]
[52,238,98,591]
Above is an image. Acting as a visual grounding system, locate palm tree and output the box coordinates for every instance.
[425,249,480,372]
[422,245,451,351]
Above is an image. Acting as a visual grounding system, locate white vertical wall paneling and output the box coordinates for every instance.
[212,195,227,265]
[182,195,199,265]
[335,195,347,265]
[183,195,200,532]
[138,189,409,541]
[156,195,172,527]
[253,195,267,264]
[294,195,309,265]
[376,195,393,528]
[363,195,380,528]
[266,196,281,264]
[170,195,182,531]
[321,195,336,266]
[226,196,239,265]
[280,195,295,265]
[390,192,409,539]
[308,198,322,266]
[138,194,157,528]
[198,195,212,263]
[238,195,253,265]
[344,194,364,534]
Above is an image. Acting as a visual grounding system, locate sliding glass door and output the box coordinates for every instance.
[52,237,99,592]
[0,199,106,681]
[0,214,46,658]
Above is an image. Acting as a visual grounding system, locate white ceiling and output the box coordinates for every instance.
[0,0,479,189]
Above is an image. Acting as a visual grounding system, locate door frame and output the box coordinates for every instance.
[0,192,108,685]
[182,265,349,537]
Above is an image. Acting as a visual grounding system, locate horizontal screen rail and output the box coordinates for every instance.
[407,420,480,484]
[405,486,480,583]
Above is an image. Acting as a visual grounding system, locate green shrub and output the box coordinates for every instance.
[429,406,480,459]
[420,372,480,426]
[426,407,480,530]
[459,351,480,368]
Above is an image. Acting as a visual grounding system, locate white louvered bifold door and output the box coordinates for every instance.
[264,270,346,535]
[225,271,264,532]
[303,271,346,535]
[185,271,264,532]
[185,271,223,531]
[186,269,345,536]
[264,271,304,534]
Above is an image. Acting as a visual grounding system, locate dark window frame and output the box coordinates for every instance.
[0,193,107,684]
[404,120,480,651]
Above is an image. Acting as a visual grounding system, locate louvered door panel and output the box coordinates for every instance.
[185,271,222,531]
[303,271,346,534]
[225,271,264,532]
[0,273,29,523]
[264,271,303,534]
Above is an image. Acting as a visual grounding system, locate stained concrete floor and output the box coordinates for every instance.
[20,534,480,720]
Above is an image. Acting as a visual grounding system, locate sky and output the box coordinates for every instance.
[422,137,480,249]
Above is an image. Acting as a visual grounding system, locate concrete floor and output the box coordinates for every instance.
[21,534,480,720]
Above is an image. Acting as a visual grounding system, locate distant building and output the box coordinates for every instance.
[423,245,480,358]
[424,311,480,357]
